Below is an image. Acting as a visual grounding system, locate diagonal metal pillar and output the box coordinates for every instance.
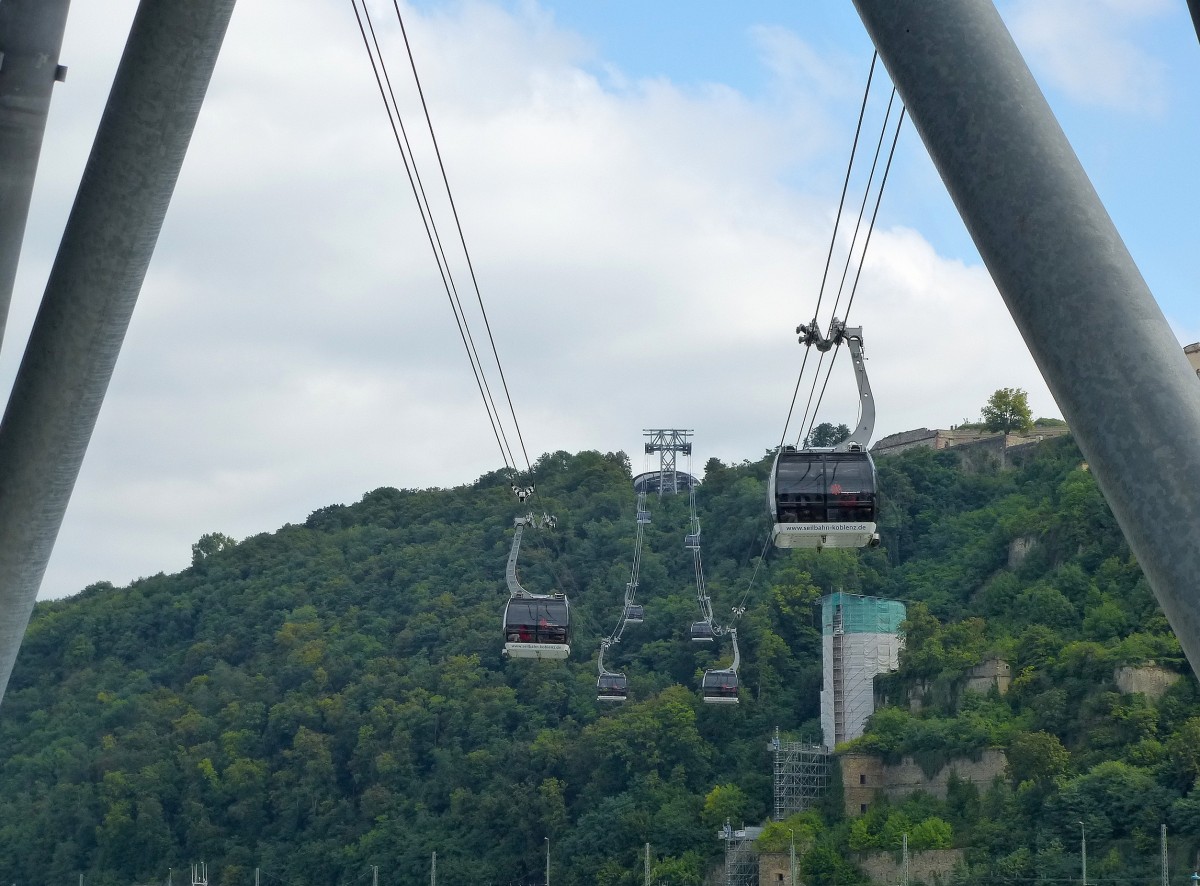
[0,0,72,349]
[853,0,1200,676]
[0,0,237,708]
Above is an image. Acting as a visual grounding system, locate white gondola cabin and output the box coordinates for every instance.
[503,594,570,659]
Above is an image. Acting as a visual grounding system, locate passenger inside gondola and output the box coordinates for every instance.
[505,598,569,645]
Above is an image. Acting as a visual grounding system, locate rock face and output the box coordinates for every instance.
[1114,663,1181,700]
[1008,535,1038,569]
[840,749,1008,818]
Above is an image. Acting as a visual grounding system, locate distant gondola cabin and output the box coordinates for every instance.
[503,594,570,659]
[596,673,628,702]
[690,621,716,643]
[701,669,739,704]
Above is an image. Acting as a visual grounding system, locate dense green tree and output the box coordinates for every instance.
[0,439,1195,885]
[806,422,850,448]
[981,387,1033,433]
[1007,731,1069,787]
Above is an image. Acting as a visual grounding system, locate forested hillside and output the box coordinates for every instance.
[0,438,1196,886]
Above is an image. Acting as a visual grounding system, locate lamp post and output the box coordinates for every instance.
[788,829,796,886]
[545,836,550,886]
[1079,821,1087,886]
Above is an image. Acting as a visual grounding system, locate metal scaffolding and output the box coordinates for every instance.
[770,727,831,820]
[721,823,761,886]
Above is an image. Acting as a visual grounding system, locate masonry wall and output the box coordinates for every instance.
[839,749,1008,817]
[872,426,1070,460]
[758,852,792,886]
[856,848,965,885]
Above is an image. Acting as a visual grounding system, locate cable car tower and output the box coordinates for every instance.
[640,429,695,496]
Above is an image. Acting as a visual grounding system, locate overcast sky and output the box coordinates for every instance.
[4,0,1197,600]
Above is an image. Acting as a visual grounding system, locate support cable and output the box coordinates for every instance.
[393,1,533,475]
[352,0,519,473]
[809,52,878,326]
[806,107,905,438]
[841,107,906,325]
[780,54,878,451]
[827,88,898,321]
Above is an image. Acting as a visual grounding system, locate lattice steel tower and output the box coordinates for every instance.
[643,429,693,496]
[770,727,831,820]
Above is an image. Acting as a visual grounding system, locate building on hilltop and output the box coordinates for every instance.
[876,343,1195,460]
[870,424,1070,459]
[821,592,906,749]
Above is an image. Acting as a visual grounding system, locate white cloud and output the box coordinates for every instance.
[5,1,1059,599]
[1002,0,1172,115]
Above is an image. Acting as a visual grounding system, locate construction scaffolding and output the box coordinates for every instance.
[720,822,761,886]
[820,592,905,748]
[770,727,831,820]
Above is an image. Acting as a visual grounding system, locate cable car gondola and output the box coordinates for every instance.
[597,672,628,702]
[624,604,644,624]
[701,629,740,704]
[597,639,628,702]
[690,620,715,642]
[701,669,739,704]
[503,594,570,659]
[769,322,880,550]
[769,448,879,548]
[502,514,570,659]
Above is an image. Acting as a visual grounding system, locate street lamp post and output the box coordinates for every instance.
[788,829,796,886]
[1079,821,1087,886]
[545,836,550,886]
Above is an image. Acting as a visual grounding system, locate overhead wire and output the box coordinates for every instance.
[808,52,879,327]
[391,2,533,476]
[798,87,901,446]
[827,87,900,323]
[779,57,879,450]
[805,104,906,439]
[350,0,532,480]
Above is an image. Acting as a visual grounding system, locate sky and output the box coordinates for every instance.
[3,0,1197,600]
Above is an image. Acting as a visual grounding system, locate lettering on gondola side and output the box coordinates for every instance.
[776,523,874,532]
[504,641,570,659]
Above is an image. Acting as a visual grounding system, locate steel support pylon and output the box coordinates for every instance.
[0,0,72,348]
[0,0,237,708]
[853,0,1200,677]
[643,428,693,496]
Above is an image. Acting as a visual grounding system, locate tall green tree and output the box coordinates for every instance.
[981,388,1033,433]
[806,422,850,448]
